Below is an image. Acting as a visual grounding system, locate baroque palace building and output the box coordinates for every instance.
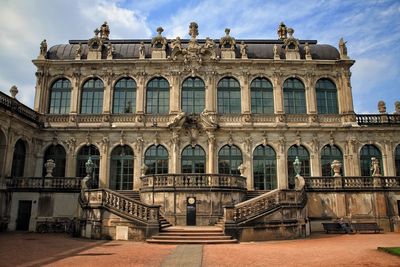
[0,21,399,242]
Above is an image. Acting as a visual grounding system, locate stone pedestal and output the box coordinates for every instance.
[151,50,166,59]
[221,50,235,59]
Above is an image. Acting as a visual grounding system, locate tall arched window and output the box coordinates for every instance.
[283,78,306,114]
[321,145,343,176]
[316,79,339,114]
[181,145,206,173]
[360,145,383,176]
[146,78,169,114]
[287,145,310,189]
[43,145,66,177]
[11,139,26,177]
[218,145,242,175]
[251,78,274,114]
[217,77,241,114]
[0,130,6,178]
[113,78,136,114]
[110,145,134,190]
[395,145,400,176]
[253,145,277,190]
[182,77,205,114]
[144,145,168,174]
[81,78,104,114]
[48,79,71,114]
[76,145,100,187]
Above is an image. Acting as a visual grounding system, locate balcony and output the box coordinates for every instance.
[356,114,400,126]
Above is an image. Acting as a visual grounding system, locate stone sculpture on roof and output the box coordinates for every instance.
[100,21,110,40]
[240,41,248,59]
[277,22,287,40]
[38,39,47,59]
[151,27,168,59]
[339,38,349,59]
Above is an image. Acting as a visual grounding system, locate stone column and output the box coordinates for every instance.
[240,74,250,114]
[69,73,81,117]
[276,154,287,189]
[65,152,76,177]
[99,154,109,188]
[272,73,284,114]
[136,75,146,114]
[305,74,317,114]
[170,74,180,113]
[310,154,321,176]
[207,131,216,173]
[33,71,44,112]
[205,74,216,112]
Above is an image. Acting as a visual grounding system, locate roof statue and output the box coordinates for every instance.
[151,27,167,49]
[189,22,199,39]
[277,22,287,40]
[38,39,47,59]
[339,38,349,59]
[240,41,248,59]
[378,100,387,114]
[220,28,236,51]
[139,42,145,59]
[100,21,110,40]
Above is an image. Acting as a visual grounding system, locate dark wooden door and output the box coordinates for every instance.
[186,197,196,226]
[16,201,32,231]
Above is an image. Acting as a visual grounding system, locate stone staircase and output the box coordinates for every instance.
[118,190,141,201]
[147,226,238,244]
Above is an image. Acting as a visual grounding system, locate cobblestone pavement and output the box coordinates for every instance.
[0,232,399,267]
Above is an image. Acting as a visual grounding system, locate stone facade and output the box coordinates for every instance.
[0,22,400,239]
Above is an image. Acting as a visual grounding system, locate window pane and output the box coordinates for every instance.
[48,79,71,114]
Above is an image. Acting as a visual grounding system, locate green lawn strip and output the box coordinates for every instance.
[377,247,400,257]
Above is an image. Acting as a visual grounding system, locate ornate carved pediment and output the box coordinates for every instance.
[151,27,167,59]
[284,28,300,60]
[220,28,236,51]
[87,29,104,60]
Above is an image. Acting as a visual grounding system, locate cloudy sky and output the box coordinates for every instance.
[0,0,399,113]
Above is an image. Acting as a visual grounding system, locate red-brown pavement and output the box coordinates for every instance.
[0,232,399,267]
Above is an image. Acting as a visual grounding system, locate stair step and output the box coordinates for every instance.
[152,235,231,240]
[162,228,222,233]
[146,239,238,244]
[158,232,224,236]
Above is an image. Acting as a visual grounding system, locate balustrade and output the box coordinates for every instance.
[356,114,400,125]
[0,91,41,125]
[305,176,400,190]
[6,177,81,190]
[140,173,247,190]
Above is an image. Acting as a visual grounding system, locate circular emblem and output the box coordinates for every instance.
[188,197,195,204]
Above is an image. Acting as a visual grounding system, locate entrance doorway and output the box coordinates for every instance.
[16,200,32,231]
[186,197,196,226]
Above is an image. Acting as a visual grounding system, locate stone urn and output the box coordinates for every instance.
[293,156,302,176]
[331,160,342,177]
[44,159,56,177]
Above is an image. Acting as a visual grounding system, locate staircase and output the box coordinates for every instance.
[245,190,269,200]
[147,226,237,244]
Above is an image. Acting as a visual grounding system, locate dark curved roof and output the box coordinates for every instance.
[47,40,340,60]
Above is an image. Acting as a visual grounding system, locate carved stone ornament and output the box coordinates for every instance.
[85,132,92,146]
[331,160,342,177]
[220,28,236,51]
[154,131,160,146]
[277,22,287,40]
[99,21,110,40]
[75,42,82,60]
[339,38,349,59]
[199,110,218,129]
[378,100,387,114]
[38,39,47,59]
[139,42,145,59]
[9,85,18,98]
[151,27,167,49]
[238,164,245,176]
[87,32,104,60]
[107,42,114,60]
[394,101,400,115]
[44,159,56,177]
[141,164,149,176]
[284,28,300,60]
[227,131,234,146]
[304,42,312,60]
[293,156,302,177]
[370,157,381,177]
[239,41,248,59]
[273,44,280,60]
[167,111,186,128]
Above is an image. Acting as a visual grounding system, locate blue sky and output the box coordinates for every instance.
[0,0,399,113]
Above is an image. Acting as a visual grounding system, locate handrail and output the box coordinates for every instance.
[140,173,247,190]
[356,114,400,125]
[0,91,42,126]
[6,176,81,190]
[81,188,159,224]
[225,187,306,225]
[305,176,400,190]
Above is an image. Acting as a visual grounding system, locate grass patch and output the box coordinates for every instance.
[378,247,400,257]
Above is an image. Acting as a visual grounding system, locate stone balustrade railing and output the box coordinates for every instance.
[356,114,400,125]
[140,173,247,190]
[80,188,159,223]
[0,91,42,125]
[224,188,306,225]
[6,177,81,191]
[305,176,400,191]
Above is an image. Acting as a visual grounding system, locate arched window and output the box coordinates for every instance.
[110,145,134,190]
[218,145,242,175]
[146,78,169,114]
[0,130,5,177]
[217,77,241,114]
[395,145,400,176]
[182,77,205,114]
[80,78,104,114]
[43,145,66,177]
[251,78,274,114]
[76,145,100,187]
[321,145,343,176]
[283,78,306,114]
[360,145,383,176]
[316,79,338,114]
[11,139,26,177]
[181,145,206,173]
[253,145,277,190]
[113,78,136,114]
[287,145,310,189]
[48,79,71,114]
[144,145,168,174]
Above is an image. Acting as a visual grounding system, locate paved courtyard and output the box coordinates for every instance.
[0,232,399,267]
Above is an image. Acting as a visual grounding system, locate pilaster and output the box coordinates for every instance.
[272,72,283,114]
[305,73,317,114]
[240,73,250,114]
[205,74,216,112]
[70,72,81,114]
[136,74,146,114]
[170,74,180,113]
